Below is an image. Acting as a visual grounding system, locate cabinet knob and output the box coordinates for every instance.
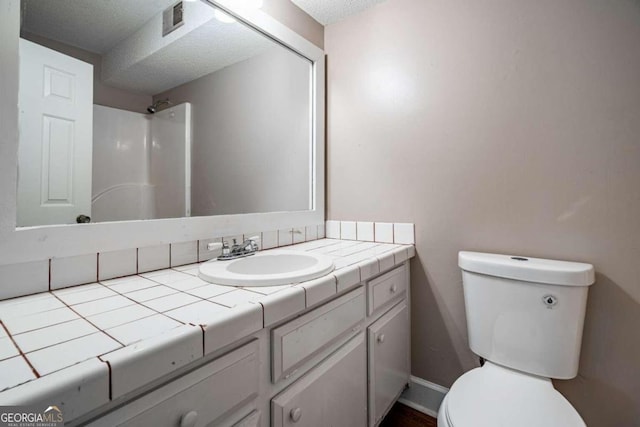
[290,407,302,423]
[377,334,385,344]
[390,284,398,293]
[180,411,198,427]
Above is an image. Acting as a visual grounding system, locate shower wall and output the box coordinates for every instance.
[150,103,191,219]
[92,104,190,222]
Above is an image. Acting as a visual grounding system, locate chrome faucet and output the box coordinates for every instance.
[208,236,260,261]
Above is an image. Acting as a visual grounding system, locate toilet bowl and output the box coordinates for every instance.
[438,251,595,427]
[437,362,585,427]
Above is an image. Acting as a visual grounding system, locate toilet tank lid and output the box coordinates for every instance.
[459,251,595,286]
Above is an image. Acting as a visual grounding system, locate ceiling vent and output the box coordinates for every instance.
[163,1,185,37]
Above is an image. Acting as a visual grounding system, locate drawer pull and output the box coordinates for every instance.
[180,411,198,427]
[390,284,398,293]
[290,407,302,422]
[377,334,385,344]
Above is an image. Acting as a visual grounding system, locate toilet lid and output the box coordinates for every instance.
[446,362,585,427]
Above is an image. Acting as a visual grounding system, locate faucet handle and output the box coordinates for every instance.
[221,240,231,256]
[207,242,223,251]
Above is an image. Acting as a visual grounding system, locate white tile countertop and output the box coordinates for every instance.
[0,238,415,419]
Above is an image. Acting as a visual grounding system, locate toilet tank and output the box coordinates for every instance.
[459,251,595,379]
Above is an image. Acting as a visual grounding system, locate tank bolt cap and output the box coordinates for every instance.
[543,294,558,308]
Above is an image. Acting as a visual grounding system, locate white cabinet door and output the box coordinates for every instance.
[272,334,367,427]
[368,301,410,426]
[18,38,93,226]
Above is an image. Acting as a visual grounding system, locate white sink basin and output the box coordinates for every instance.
[199,249,335,287]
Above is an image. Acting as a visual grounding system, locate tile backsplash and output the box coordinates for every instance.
[326,220,415,245]
[0,223,328,301]
[0,221,414,301]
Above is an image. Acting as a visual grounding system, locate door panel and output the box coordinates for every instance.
[18,38,93,226]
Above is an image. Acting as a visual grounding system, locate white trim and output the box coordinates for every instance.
[398,375,449,418]
[0,0,325,265]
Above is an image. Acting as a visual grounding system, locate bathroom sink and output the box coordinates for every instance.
[198,249,335,287]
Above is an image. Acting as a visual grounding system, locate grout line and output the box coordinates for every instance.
[300,285,308,308]
[1,320,40,378]
[199,325,205,356]
[12,326,99,355]
[103,279,193,327]
[103,359,113,400]
[50,293,126,347]
[257,302,266,328]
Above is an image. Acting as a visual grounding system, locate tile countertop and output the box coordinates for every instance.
[0,239,415,418]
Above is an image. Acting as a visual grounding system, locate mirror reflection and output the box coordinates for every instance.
[17,0,312,227]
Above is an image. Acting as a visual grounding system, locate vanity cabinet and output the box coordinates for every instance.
[82,261,410,427]
[271,334,367,427]
[271,262,410,427]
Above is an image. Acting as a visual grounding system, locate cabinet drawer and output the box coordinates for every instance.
[272,287,364,383]
[368,302,410,426]
[272,334,367,427]
[367,264,407,316]
[92,341,259,427]
[231,410,261,427]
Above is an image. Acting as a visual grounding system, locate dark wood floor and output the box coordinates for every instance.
[380,403,438,427]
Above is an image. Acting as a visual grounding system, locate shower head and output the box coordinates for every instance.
[147,99,172,114]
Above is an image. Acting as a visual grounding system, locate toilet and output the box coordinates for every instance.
[438,251,595,427]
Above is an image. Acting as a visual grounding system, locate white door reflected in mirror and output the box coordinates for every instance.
[17,39,93,227]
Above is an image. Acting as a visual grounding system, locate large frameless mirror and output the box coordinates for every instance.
[17,0,313,227]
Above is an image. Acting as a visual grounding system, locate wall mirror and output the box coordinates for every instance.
[0,0,324,265]
[17,0,313,227]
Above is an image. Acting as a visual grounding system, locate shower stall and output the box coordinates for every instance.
[92,103,191,222]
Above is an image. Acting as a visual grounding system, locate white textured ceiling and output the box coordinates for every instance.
[22,0,178,53]
[291,0,388,25]
[21,0,279,95]
[105,20,275,95]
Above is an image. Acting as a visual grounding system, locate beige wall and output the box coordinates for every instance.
[325,0,640,425]
[263,0,324,48]
[155,47,311,216]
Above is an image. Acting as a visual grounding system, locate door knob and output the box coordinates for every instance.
[390,284,397,293]
[290,407,302,423]
[76,214,91,223]
[180,411,198,427]
[377,334,385,344]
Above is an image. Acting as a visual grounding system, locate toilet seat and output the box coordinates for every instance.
[443,361,585,427]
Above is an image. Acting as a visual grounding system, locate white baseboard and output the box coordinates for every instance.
[398,376,449,418]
